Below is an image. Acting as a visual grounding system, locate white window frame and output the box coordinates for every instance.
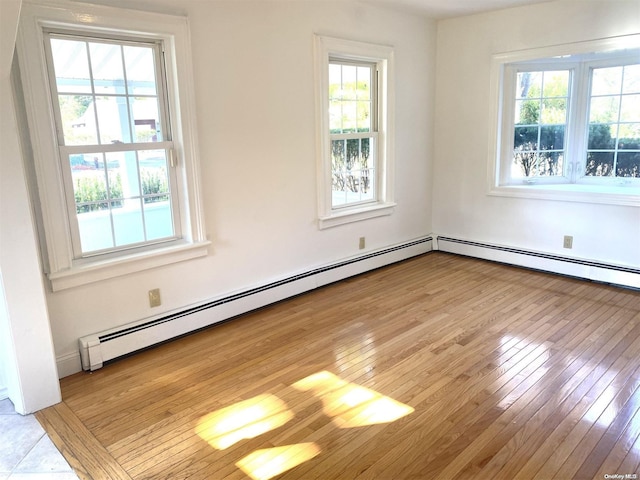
[315,35,395,229]
[488,34,640,207]
[17,0,209,291]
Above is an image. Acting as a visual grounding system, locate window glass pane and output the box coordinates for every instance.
[356,66,371,100]
[95,96,132,144]
[516,71,541,99]
[140,150,170,196]
[78,203,113,252]
[622,64,640,94]
[332,140,347,207]
[113,199,145,246]
[332,173,348,207]
[618,124,640,148]
[589,96,620,123]
[514,126,538,150]
[360,138,373,169]
[359,172,374,202]
[330,137,375,207]
[131,97,162,142]
[331,139,345,172]
[329,63,342,98]
[59,95,98,145]
[144,194,173,241]
[70,153,113,252]
[106,151,140,198]
[591,66,623,96]
[71,153,107,212]
[512,152,538,177]
[585,152,614,176]
[331,139,347,207]
[341,101,356,133]
[616,152,640,177]
[341,65,357,100]
[540,125,564,150]
[124,45,157,95]
[588,124,616,149]
[358,138,374,201]
[50,39,92,94]
[542,70,569,97]
[329,101,342,132]
[541,98,566,124]
[515,99,539,124]
[357,101,371,132]
[89,42,126,94]
[539,152,563,176]
[620,94,640,122]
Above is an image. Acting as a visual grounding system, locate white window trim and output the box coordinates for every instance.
[314,35,396,229]
[17,0,209,291]
[487,34,640,207]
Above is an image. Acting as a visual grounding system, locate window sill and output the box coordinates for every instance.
[47,240,211,291]
[318,202,396,229]
[489,183,640,206]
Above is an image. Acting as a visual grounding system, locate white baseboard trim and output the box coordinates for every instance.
[436,236,640,289]
[60,234,638,377]
[0,386,8,401]
[74,236,434,374]
[56,351,82,379]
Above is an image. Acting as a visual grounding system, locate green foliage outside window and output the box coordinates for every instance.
[75,169,168,213]
[513,71,639,178]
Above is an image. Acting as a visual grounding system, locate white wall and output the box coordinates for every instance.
[1,0,61,412]
[433,1,640,268]
[31,0,436,375]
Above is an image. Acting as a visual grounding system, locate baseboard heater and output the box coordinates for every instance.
[436,236,640,289]
[79,236,433,371]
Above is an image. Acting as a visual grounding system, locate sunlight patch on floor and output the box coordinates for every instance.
[292,370,414,428]
[195,394,293,450]
[195,370,414,478]
[236,443,321,480]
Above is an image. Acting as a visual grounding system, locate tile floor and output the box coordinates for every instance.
[0,398,79,480]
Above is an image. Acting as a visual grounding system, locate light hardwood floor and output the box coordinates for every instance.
[37,252,640,480]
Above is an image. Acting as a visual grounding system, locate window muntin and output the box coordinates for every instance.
[499,50,640,188]
[45,32,179,257]
[329,60,377,208]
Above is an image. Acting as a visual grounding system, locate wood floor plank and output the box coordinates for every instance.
[512,325,640,479]
[35,403,132,480]
[617,430,640,476]
[428,307,634,480]
[35,253,640,480]
[593,404,640,479]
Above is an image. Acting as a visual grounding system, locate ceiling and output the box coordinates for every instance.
[360,0,555,18]
[70,0,556,20]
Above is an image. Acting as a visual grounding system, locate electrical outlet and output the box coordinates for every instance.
[359,237,365,250]
[563,235,573,249]
[148,288,161,308]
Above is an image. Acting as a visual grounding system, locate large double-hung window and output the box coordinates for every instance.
[45,32,178,256]
[315,35,395,229]
[17,1,208,290]
[491,35,640,205]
